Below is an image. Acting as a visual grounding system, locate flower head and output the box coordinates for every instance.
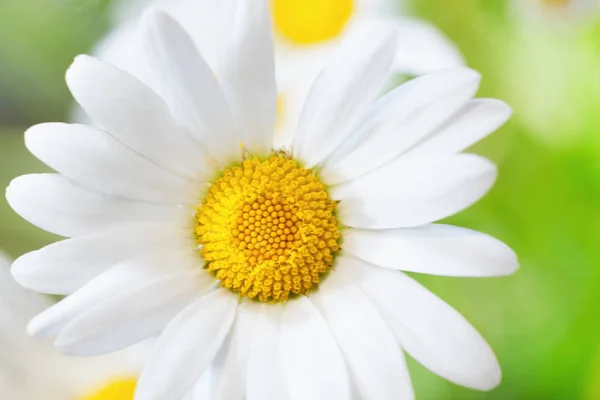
[7,1,518,398]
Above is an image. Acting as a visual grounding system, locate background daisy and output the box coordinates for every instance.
[0,252,145,400]
[80,0,463,146]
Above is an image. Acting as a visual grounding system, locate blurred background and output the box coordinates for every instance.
[1,0,600,399]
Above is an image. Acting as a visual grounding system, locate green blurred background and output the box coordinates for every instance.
[1,0,599,399]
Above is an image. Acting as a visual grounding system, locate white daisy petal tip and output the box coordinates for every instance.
[66,54,95,84]
[10,254,37,292]
[26,312,54,340]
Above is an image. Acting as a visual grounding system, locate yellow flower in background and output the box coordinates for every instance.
[81,0,464,146]
[0,253,144,400]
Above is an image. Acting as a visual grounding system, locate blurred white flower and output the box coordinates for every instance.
[0,252,145,400]
[8,0,518,398]
[512,0,600,23]
[81,0,464,146]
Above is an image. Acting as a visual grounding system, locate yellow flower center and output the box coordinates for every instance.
[79,379,136,400]
[271,0,354,45]
[195,154,341,302]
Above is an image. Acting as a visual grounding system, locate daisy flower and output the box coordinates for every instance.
[83,0,464,146]
[8,0,518,398]
[0,252,145,400]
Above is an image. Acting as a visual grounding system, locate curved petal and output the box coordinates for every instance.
[312,282,414,399]
[11,224,186,295]
[55,269,214,356]
[332,154,497,229]
[409,99,513,157]
[343,224,518,277]
[293,26,397,168]
[66,55,215,181]
[140,10,241,165]
[279,296,350,400]
[6,174,187,238]
[27,242,200,340]
[25,123,198,205]
[246,304,288,400]
[321,68,481,185]
[211,301,261,400]
[0,252,50,328]
[393,18,465,75]
[358,262,502,391]
[135,289,237,400]
[218,0,276,156]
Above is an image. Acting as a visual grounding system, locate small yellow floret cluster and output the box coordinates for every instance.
[79,379,137,400]
[195,154,340,302]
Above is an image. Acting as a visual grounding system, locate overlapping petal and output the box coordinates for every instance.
[218,0,277,156]
[140,9,241,165]
[66,55,215,181]
[332,153,497,229]
[135,289,237,400]
[293,26,397,168]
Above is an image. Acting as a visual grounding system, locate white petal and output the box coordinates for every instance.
[343,224,518,277]
[11,224,185,295]
[55,269,214,356]
[358,263,502,390]
[393,18,465,75]
[293,27,397,168]
[6,174,187,237]
[332,153,497,229]
[140,10,241,165]
[279,296,350,400]
[321,68,481,185]
[25,123,198,205]
[246,304,287,400]
[312,283,414,399]
[0,252,50,327]
[211,301,258,400]
[27,242,200,340]
[410,99,512,156]
[66,55,215,181]
[218,0,276,156]
[135,289,237,400]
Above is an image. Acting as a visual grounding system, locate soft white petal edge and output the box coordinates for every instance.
[140,9,241,165]
[321,67,481,185]
[409,99,513,157]
[332,153,497,229]
[293,25,397,168]
[280,296,351,400]
[26,243,200,340]
[393,17,465,75]
[218,0,276,156]
[66,55,216,181]
[25,123,197,205]
[343,224,518,277]
[135,289,237,400]
[11,224,188,295]
[6,174,188,238]
[312,263,414,400]
[55,269,215,356]
[349,258,502,391]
